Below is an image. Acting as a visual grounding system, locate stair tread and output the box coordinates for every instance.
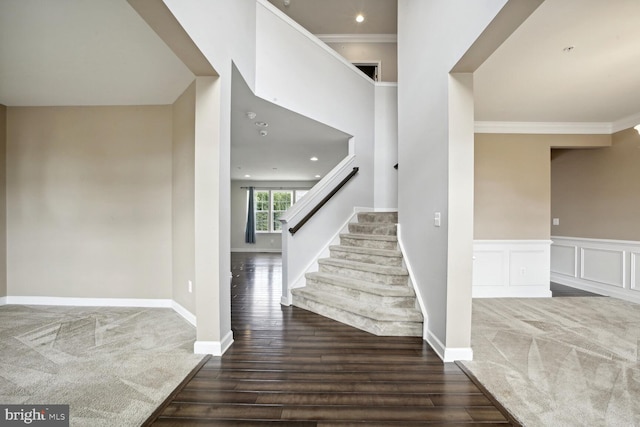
[329,245,402,258]
[292,287,423,322]
[319,257,408,276]
[306,272,415,297]
[340,233,397,242]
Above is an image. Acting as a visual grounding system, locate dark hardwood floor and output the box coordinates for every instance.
[145,252,515,426]
[550,282,604,297]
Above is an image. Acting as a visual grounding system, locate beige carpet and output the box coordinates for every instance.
[463,297,640,427]
[0,305,203,426]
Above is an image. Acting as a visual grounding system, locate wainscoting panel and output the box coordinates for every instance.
[550,244,577,277]
[632,253,640,292]
[551,237,640,304]
[580,247,625,288]
[473,240,552,298]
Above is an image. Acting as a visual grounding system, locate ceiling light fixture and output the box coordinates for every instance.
[310,156,318,161]
[283,0,290,7]
[246,112,256,119]
[634,124,640,134]
[315,175,321,178]
[259,130,268,137]
[255,121,268,127]
[244,174,251,178]
[355,14,365,23]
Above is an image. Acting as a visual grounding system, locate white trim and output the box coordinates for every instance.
[396,224,429,341]
[231,248,281,253]
[425,330,446,361]
[375,82,397,88]
[612,112,640,133]
[279,155,356,223]
[443,347,473,362]
[474,121,612,135]
[280,296,290,306]
[0,296,6,306]
[317,34,397,44]
[194,331,234,356]
[552,235,640,246]
[256,1,374,85]
[4,296,174,307]
[171,301,197,327]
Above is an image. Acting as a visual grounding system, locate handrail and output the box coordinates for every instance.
[288,167,359,235]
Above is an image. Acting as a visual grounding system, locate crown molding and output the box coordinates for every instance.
[317,34,397,44]
[612,112,640,133]
[474,121,613,135]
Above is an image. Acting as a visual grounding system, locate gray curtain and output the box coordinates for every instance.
[245,187,256,244]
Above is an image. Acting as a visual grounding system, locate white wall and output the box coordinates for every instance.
[253,3,376,302]
[397,0,508,360]
[6,106,173,299]
[374,84,398,209]
[230,180,316,252]
[163,0,378,350]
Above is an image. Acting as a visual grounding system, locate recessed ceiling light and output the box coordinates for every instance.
[355,14,365,23]
[244,174,251,178]
[310,156,318,161]
[246,112,256,119]
[259,130,268,136]
[315,175,321,178]
[255,121,268,127]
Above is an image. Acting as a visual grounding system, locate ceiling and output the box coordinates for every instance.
[0,0,194,106]
[1,0,639,181]
[230,67,350,181]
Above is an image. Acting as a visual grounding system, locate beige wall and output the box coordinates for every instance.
[551,128,640,240]
[475,134,551,239]
[0,105,6,298]
[6,106,173,298]
[327,42,397,82]
[172,82,196,313]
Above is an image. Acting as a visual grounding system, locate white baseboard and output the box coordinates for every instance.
[1,295,198,327]
[171,301,197,326]
[443,347,473,362]
[4,296,174,308]
[425,330,473,362]
[280,296,290,306]
[231,248,281,253]
[194,330,234,356]
[473,240,552,298]
[396,224,429,340]
[426,330,446,360]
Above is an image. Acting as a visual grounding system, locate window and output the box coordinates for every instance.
[253,189,307,233]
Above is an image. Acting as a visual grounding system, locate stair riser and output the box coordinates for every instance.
[340,236,398,251]
[319,264,408,286]
[329,248,403,267]
[357,212,398,224]
[306,278,417,308]
[348,223,397,236]
[292,295,422,337]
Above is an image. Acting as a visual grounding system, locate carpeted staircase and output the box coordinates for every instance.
[291,212,423,336]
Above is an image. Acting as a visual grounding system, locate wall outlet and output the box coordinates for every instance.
[188,280,193,293]
[552,218,560,226]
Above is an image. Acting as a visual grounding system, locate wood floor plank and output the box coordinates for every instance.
[145,252,515,426]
